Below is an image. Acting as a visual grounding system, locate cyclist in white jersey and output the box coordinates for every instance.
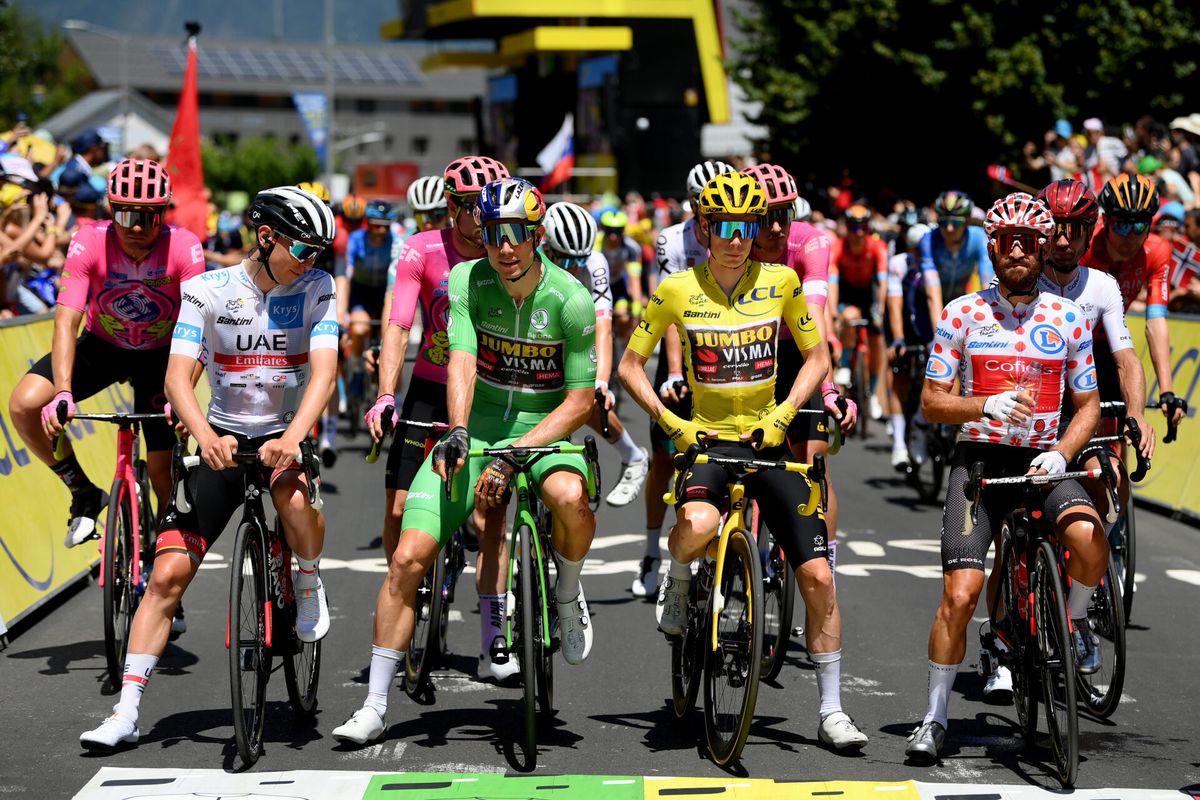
[79,186,339,752]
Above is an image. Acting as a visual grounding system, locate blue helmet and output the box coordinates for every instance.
[476,178,545,225]
[365,199,399,222]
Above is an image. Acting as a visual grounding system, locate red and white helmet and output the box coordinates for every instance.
[443,156,509,195]
[107,159,171,206]
[984,193,1054,239]
[740,163,798,206]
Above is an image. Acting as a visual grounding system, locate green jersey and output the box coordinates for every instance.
[448,252,597,438]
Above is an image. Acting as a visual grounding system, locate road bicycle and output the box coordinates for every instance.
[173,440,324,768]
[894,345,958,503]
[843,318,871,439]
[971,463,1104,787]
[454,437,601,769]
[54,402,160,689]
[664,438,825,766]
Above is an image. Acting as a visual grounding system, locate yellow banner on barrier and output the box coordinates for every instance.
[1127,312,1200,518]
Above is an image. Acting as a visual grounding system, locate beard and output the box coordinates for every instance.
[999,259,1040,295]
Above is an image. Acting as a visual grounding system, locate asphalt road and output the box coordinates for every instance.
[3,369,1199,797]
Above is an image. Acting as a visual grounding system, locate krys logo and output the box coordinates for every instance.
[268,296,303,329]
[1029,324,1065,356]
[733,285,782,317]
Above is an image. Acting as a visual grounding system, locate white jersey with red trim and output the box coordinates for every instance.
[655,218,707,278]
[171,263,339,437]
[925,287,1096,450]
[1036,267,1133,352]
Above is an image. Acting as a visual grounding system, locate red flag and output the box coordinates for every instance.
[164,37,207,241]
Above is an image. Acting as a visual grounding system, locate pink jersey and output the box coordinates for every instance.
[388,228,470,384]
[926,288,1096,450]
[778,221,830,341]
[58,222,205,350]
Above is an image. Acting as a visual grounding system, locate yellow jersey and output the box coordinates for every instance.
[628,260,821,437]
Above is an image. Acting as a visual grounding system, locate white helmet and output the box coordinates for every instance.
[544,202,597,258]
[905,223,931,251]
[248,186,337,246]
[686,160,735,198]
[406,175,446,213]
[794,196,812,222]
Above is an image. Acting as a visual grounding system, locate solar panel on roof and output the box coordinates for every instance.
[149,42,424,86]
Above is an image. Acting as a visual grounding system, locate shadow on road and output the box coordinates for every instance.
[590,703,709,759]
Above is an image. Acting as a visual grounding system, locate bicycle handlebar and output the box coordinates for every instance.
[1124,417,1149,482]
[1150,395,1185,444]
[595,388,611,439]
[172,439,324,513]
[664,439,825,517]
[447,436,601,506]
[365,406,395,464]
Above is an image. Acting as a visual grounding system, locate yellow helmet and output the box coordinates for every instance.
[297,180,331,204]
[697,172,766,217]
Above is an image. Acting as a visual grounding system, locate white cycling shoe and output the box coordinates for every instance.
[332,707,385,746]
[295,576,330,643]
[556,582,593,665]
[478,652,520,683]
[656,575,689,636]
[606,448,650,507]
[818,711,869,750]
[80,714,138,751]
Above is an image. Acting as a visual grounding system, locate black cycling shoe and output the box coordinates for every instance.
[65,486,108,549]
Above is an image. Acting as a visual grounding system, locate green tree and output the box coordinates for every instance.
[730,0,1200,205]
[0,3,90,129]
[202,136,320,196]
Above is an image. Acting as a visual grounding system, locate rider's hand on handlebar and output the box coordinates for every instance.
[432,426,470,482]
[983,390,1033,426]
[595,380,615,411]
[888,339,907,362]
[163,402,190,439]
[364,346,378,375]
[657,408,710,450]
[41,390,75,438]
[259,435,302,471]
[1129,412,1155,461]
[364,394,395,442]
[659,373,688,403]
[1160,391,1187,428]
[745,400,796,450]
[200,434,239,471]
[822,384,857,434]
[1027,449,1067,476]
[474,457,515,508]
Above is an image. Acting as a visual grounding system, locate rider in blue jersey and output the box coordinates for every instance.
[918,191,992,299]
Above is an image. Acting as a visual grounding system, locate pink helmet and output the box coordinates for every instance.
[107,159,171,206]
[740,163,798,206]
[984,193,1054,239]
[443,156,509,195]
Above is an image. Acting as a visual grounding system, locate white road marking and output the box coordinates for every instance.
[1166,569,1200,586]
[836,563,945,579]
[588,533,649,550]
[846,541,886,557]
[603,779,637,785]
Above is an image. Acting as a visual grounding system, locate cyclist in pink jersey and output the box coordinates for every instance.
[362,156,525,684]
[9,159,204,548]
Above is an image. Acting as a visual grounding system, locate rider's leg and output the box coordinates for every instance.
[891,369,911,458]
[272,468,329,641]
[541,469,595,593]
[793,436,838,554]
[838,305,861,367]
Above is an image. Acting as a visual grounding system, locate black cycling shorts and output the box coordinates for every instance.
[839,283,878,332]
[1092,337,1120,403]
[348,281,386,319]
[27,333,174,451]
[649,339,693,454]
[156,428,303,562]
[385,375,450,491]
[940,442,1094,572]
[676,441,829,568]
[775,341,827,444]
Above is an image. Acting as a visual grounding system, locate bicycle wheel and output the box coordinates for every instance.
[102,479,135,690]
[134,460,156,563]
[908,427,945,504]
[999,524,1037,742]
[404,550,446,698]
[1076,558,1125,719]
[534,531,555,718]
[1112,495,1136,622]
[230,521,270,768]
[760,532,794,682]
[1033,541,1079,788]
[703,528,763,766]
[670,571,705,719]
[515,524,538,764]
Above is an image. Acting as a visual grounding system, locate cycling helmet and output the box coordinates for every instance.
[845,204,872,226]
[107,159,171,206]
[1098,173,1159,221]
[341,193,367,220]
[905,223,931,251]
[247,186,337,246]
[476,177,545,225]
[696,172,767,217]
[983,193,1054,238]
[406,175,446,213]
[544,202,597,257]
[686,160,735,197]
[297,180,330,204]
[934,190,974,218]
[794,196,812,221]
[444,156,509,196]
[365,199,399,223]
[599,209,629,231]
[740,163,798,205]
[1036,179,1099,225]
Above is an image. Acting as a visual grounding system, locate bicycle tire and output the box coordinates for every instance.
[1000,523,1038,743]
[230,521,270,768]
[670,573,704,719]
[102,479,134,690]
[853,355,870,439]
[760,534,794,682]
[535,530,554,718]
[134,460,156,563]
[908,428,944,504]
[1033,541,1079,788]
[404,551,446,698]
[1076,558,1125,719]
[1116,495,1136,622]
[516,523,538,764]
[703,528,763,766]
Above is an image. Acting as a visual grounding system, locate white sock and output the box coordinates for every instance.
[114,653,158,723]
[924,660,959,727]
[322,415,337,448]
[294,554,320,589]
[365,645,403,717]
[1068,580,1096,621]
[645,527,662,560]
[668,558,692,580]
[555,554,585,602]
[891,414,906,450]
[479,593,505,656]
[811,650,843,718]
[613,429,642,464]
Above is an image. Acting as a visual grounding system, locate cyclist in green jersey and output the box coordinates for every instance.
[333,178,599,746]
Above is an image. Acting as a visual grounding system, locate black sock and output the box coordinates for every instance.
[50,453,93,493]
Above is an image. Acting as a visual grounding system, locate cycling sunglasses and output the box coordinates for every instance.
[449,194,478,214]
[111,208,165,229]
[482,221,539,247]
[415,209,448,226]
[602,225,625,237]
[710,220,761,240]
[846,221,870,234]
[545,248,588,269]
[993,231,1045,255]
[274,232,325,262]
[1111,219,1151,237]
[1052,221,1092,241]
[765,206,795,228]
[938,217,967,230]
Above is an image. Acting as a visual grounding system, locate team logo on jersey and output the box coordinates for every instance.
[1072,367,1098,392]
[530,308,550,331]
[925,354,954,381]
[268,295,304,329]
[200,269,230,288]
[1029,324,1066,356]
[190,243,205,264]
[733,285,783,318]
[688,293,707,306]
[226,299,245,313]
[687,322,778,385]
[311,321,339,337]
[588,344,597,363]
[173,322,201,341]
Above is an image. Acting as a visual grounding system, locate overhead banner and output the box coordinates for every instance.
[292,91,329,171]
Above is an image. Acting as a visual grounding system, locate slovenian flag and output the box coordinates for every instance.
[537,114,574,191]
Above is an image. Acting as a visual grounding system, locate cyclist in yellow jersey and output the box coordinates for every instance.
[618,172,868,750]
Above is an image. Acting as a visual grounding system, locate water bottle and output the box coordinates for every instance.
[1010,361,1043,439]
